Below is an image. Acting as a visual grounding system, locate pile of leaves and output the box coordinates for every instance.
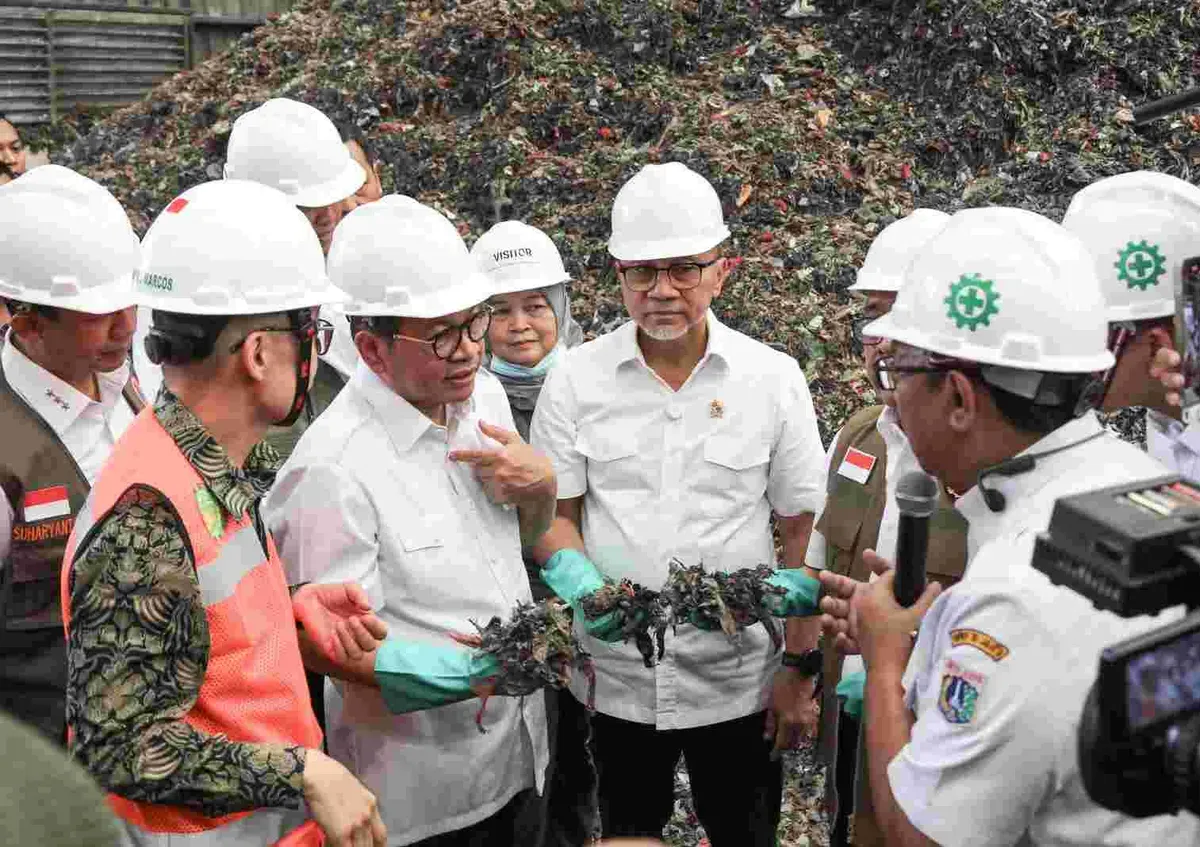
[580,577,672,668]
[580,562,790,667]
[38,0,1200,441]
[468,598,595,731]
[664,562,789,654]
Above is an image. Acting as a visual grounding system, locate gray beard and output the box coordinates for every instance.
[638,314,704,342]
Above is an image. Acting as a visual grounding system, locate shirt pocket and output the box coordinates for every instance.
[697,434,771,515]
[575,429,643,495]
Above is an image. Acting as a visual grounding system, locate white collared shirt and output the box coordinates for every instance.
[1146,409,1200,482]
[530,312,826,729]
[889,413,1200,846]
[1,339,137,562]
[264,362,548,846]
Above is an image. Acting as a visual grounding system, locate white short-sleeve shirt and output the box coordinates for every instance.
[530,312,826,729]
[888,413,1200,846]
[1,338,137,562]
[264,363,548,846]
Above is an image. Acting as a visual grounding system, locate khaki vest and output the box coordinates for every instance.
[0,336,143,741]
[815,405,968,845]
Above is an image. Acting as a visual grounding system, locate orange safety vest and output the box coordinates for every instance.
[61,408,324,846]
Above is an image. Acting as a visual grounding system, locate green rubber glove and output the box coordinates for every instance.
[837,668,866,720]
[541,548,625,642]
[374,640,500,715]
[762,568,822,617]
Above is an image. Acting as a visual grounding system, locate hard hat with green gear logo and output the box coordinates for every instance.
[864,206,1113,375]
[1062,170,1200,322]
[224,98,366,210]
[608,162,731,262]
[0,165,139,314]
[471,220,571,296]
[849,208,951,293]
[328,195,491,319]
[136,180,346,315]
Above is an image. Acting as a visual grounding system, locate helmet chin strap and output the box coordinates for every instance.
[275,310,316,428]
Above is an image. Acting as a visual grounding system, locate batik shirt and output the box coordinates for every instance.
[65,388,305,817]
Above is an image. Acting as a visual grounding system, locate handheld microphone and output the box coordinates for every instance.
[894,470,939,607]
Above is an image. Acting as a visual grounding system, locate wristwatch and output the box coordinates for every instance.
[781,648,823,679]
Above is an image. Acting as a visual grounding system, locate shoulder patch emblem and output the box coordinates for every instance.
[837,446,876,484]
[938,662,984,725]
[194,487,225,540]
[951,628,1010,661]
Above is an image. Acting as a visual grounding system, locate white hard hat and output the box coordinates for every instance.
[849,209,951,292]
[608,162,731,261]
[0,165,139,313]
[137,180,345,315]
[864,206,1113,373]
[1062,171,1200,322]
[471,220,571,296]
[327,195,491,319]
[223,98,366,209]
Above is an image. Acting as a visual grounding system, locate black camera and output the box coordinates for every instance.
[1033,475,1200,817]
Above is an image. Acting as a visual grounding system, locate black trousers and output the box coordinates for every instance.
[831,712,861,847]
[410,789,540,847]
[592,710,783,847]
[543,689,598,846]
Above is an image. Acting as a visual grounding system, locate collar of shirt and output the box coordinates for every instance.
[607,310,732,379]
[2,335,131,436]
[1146,408,1200,456]
[152,386,280,520]
[875,403,909,453]
[350,359,477,455]
[954,411,1104,551]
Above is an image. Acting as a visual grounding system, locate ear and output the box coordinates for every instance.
[354,330,392,379]
[711,258,731,299]
[8,310,40,340]
[1144,324,1176,356]
[946,370,979,433]
[234,330,272,385]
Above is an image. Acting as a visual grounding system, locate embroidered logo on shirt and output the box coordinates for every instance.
[194,487,225,540]
[836,447,876,485]
[23,485,71,521]
[938,661,984,725]
[44,388,70,411]
[710,399,724,419]
[950,628,1010,662]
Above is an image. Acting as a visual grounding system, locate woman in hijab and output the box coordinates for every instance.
[472,220,592,847]
[473,220,584,441]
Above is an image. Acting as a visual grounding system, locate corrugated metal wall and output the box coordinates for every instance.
[0,0,295,125]
[0,3,190,124]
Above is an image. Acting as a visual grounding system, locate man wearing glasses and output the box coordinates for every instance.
[819,207,1198,846]
[63,180,389,847]
[265,196,555,846]
[530,162,826,845]
[802,210,967,847]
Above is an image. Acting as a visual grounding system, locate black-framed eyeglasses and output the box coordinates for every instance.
[230,317,333,356]
[873,355,982,392]
[850,315,884,355]
[393,307,492,360]
[618,258,721,292]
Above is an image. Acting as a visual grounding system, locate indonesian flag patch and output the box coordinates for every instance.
[23,486,71,521]
[836,447,877,485]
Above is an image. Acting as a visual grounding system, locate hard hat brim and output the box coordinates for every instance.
[1105,299,1177,323]
[342,269,494,320]
[863,312,1116,374]
[288,159,368,209]
[0,274,138,314]
[484,266,572,298]
[135,277,347,316]
[848,270,903,293]
[607,227,731,263]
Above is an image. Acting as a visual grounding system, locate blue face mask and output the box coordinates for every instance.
[489,343,563,379]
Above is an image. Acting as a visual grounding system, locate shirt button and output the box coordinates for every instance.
[666,404,682,420]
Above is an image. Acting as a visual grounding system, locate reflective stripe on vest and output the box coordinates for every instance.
[115,809,315,847]
[62,409,322,845]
